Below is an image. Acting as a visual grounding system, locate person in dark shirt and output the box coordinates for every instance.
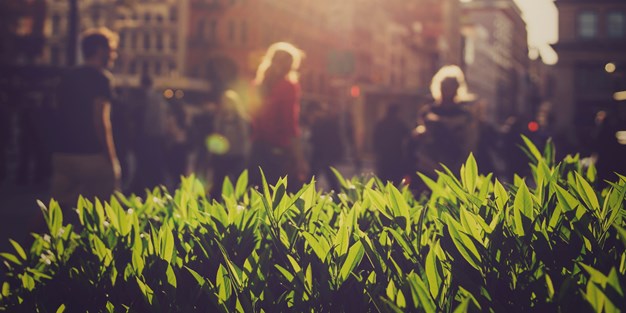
[412,65,478,179]
[50,28,120,206]
[307,101,343,191]
[374,104,410,185]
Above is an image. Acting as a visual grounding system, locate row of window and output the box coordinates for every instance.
[118,8,178,23]
[119,31,178,52]
[578,11,625,39]
[120,59,177,76]
[196,19,248,44]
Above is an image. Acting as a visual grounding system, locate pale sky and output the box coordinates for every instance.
[512,0,559,64]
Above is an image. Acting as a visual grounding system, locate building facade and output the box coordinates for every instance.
[552,0,626,150]
[461,0,529,123]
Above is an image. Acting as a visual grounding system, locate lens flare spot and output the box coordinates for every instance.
[206,134,230,155]
[616,131,626,145]
[605,62,616,73]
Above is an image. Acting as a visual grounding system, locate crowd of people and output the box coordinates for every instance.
[1,26,624,210]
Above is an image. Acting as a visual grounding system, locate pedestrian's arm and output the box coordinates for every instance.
[94,98,121,180]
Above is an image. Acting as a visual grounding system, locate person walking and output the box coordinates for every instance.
[411,65,478,180]
[210,89,250,199]
[373,104,410,185]
[248,42,308,191]
[50,28,121,207]
[129,74,169,193]
[307,101,343,191]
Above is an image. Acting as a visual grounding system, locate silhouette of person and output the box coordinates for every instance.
[129,74,169,193]
[164,98,190,187]
[373,104,410,185]
[412,65,478,179]
[248,42,308,190]
[307,101,343,191]
[592,106,626,187]
[471,100,499,175]
[50,28,121,207]
[499,115,531,180]
[210,89,250,199]
[190,100,215,181]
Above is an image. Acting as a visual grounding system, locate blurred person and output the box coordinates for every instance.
[209,90,250,199]
[111,88,134,191]
[471,100,499,175]
[50,28,121,207]
[164,99,190,187]
[0,100,9,182]
[411,65,478,179]
[373,104,410,185]
[499,115,532,181]
[129,74,169,193]
[591,105,626,187]
[15,92,50,186]
[307,101,343,192]
[190,100,216,181]
[248,42,308,190]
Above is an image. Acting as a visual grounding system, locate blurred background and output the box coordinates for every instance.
[0,0,625,249]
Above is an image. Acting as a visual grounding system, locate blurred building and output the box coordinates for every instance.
[552,0,626,150]
[0,0,47,65]
[461,0,530,123]
[186,0,340,102]
[38,0,206,91]
[113,0,202,90]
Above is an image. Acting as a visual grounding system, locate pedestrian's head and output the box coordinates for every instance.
[254,42,304,88]
[430,65,473,105]
[81,27,118,69]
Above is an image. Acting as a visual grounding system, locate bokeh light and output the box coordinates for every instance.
[605,62,616,73]
[206,134,230,155]
[163,89,174,99]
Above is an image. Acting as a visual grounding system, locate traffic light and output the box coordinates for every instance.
[350,85,360,98]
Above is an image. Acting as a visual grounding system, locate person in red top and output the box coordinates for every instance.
[248,42,308,190]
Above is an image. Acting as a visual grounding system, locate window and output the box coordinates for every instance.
[197,19,205,38]
[131,32,137,50]
[210,20,218,42]
[169,62,176,75]
[144,13,151,23]
[607,12,625,38]
[574,64,612,95]
[228,20,235,42]
[129,60,137,74]
[578,11,597,38]
[51,46,60,65]
[142,61,149,75]
[92,12,101,25]
[241,20,247,43]
[170,33,177,50]
[155,62,162,75]
[144,33,151,50]
[156,14,164,23]
[51,14,61,33]
[119,32,126,49]
[156,33,163,51]
[169,8,178,21]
